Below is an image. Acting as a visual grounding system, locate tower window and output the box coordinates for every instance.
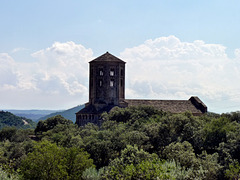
[99,80,102,87]
[99,69,103,76]
[110,80,114,87]
[110,69,114,76]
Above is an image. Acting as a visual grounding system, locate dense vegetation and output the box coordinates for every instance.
[1,106,240,179]
[0,111,36,130]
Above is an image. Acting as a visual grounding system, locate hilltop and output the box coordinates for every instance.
[0,111,36,129]
[6,109,59,121]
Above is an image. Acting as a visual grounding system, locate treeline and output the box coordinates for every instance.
[1,106,240,179]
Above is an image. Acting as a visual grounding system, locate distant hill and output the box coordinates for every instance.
[37,105,84,123]
[6,110,59,121]
[0,111,36,130]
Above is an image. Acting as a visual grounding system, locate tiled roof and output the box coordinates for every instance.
[125,99,203,115]
[89,52,125,63]
[76,104,115,115]
[77,97,207,116]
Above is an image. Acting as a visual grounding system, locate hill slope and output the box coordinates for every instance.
[0,111,36,129]
[6,110,59,121]
[37,105,84,123]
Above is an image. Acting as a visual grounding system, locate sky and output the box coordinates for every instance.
[1,0,240,113]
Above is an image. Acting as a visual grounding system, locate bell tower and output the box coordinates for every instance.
[76,52,126,126]
[76,52,208,127]
[89,52,125,110]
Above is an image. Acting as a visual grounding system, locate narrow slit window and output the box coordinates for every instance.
[99,80,102,87]
[99,69,103,76]
[110,69,114,76]
[110,80,114,87]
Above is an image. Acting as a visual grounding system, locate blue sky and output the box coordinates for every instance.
[1,0,240,56]
[1,0,240,113]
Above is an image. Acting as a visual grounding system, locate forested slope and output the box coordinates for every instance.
[1,107,240,179]
[7,109,58,121]
[0,111,36,129]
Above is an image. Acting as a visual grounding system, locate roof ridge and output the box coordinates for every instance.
[89,52,125,63]
[125,99,189,101]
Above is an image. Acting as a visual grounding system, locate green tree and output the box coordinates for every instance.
[106,105,163,124]
[41,123,84,148]
[102,145,185,180]
[66,147,94,180]
[163,141,198,169]
[225,161,240,180]
[163,141,222,179]
[35,115,73,135]
[82,167,104,180]
[0,167,20,180]
[20,140,94,180]
[0,127,17,141]
[20,141,68,180]
[203,117,235,152]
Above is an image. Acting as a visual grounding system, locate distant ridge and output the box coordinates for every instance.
[6,110,59,121]
[37,105,84,123]
[0,111,36,129]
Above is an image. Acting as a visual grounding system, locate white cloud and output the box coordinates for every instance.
[1,37,240,112]
[31,41,92,95]
[234,48,240,59]
[0,53,18,88]
[121,36,240,113]
[0,42,93,109]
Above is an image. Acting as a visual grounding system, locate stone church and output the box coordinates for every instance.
[76,52,207,126]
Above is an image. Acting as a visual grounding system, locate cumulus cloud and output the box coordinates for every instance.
[0,42,93,109]
[1,37,240,112]
[121,36,240,113]
[235,49,240,59]
[31,41,92,95]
